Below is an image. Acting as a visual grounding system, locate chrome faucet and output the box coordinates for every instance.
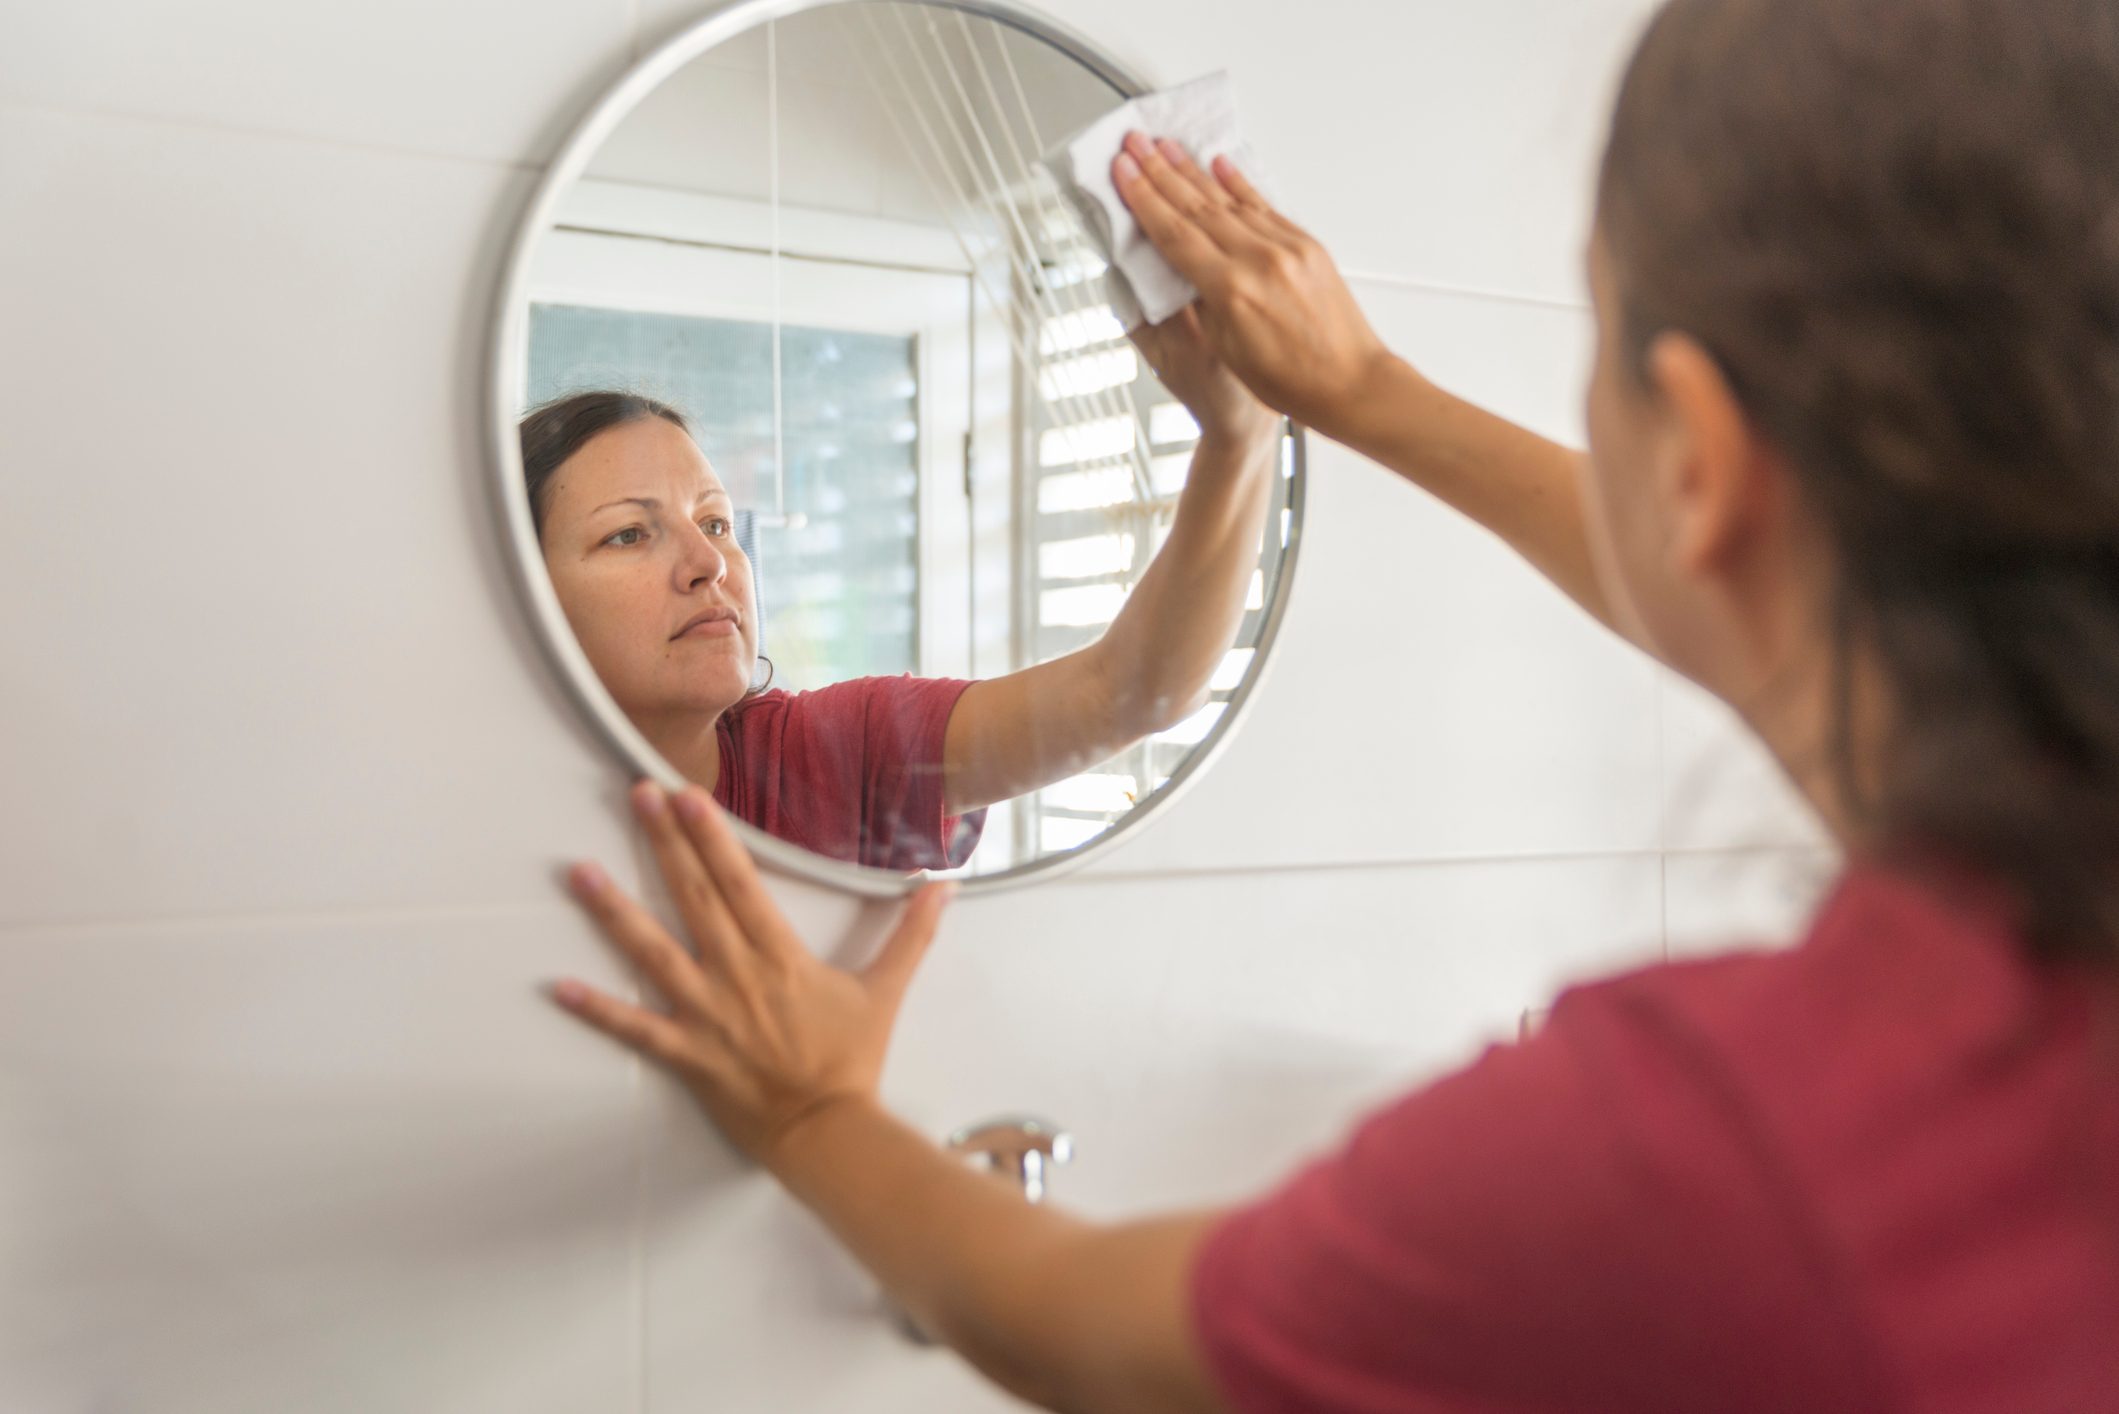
[895,1116,1073,1345]
[947,1116,1073,1203]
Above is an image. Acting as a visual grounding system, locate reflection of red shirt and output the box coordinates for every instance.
[1192,864,2119,1413]
[711,675,985,872]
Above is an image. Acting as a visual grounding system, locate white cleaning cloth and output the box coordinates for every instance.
[1043,71,1259,330]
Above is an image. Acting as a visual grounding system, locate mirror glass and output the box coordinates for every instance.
[505,0,1300,882]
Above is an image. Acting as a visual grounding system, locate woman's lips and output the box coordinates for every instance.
[672,609,740,641]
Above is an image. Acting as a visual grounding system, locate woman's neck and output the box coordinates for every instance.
[635,710,725,796]
[1729,634,1893,858]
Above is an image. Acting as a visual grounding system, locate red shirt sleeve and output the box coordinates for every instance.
[714,675,985,872]
[1189,964,1882,1414]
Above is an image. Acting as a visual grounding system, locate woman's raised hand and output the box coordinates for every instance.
[551,781,953,1166]
[1129,305,1279,451]
[1114,133,1396,439]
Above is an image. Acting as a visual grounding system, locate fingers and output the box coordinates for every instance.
[1207,153,1295,232]
[861,882,955,1005]
[1121,132,1234,241]
[1144,138,1312,252]
[550,978,693,1066]
[629,781,747,975]
[566,862,712,1014]
[1113,134,1255,292]
[1126,135,1281,258]
[1209,151,1265,206]
[667,787,802,967]
[1115,156,1229,293]
[1143,135,1229,208]
[1214,156,1316,256]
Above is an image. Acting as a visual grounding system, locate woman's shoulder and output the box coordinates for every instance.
[730,675,975,732]
[1545,856,2098,1204]
[718,685,794,736]
[1582,859,2050,1044]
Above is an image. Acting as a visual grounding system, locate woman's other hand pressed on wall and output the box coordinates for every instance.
[549,781,1232,1414]
[550,779,953,1163]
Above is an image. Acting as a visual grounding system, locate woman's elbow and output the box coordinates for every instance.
[1128,684,1210,740]
[1086,643,1212,742]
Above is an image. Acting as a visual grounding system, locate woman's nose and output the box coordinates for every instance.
[675,524,727,587]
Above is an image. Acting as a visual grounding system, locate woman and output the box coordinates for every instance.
[522,309,1280,870]
[551,0,2119,1409]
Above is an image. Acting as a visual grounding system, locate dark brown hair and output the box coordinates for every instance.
[519,391,689,539]
[1600,0,2119,962]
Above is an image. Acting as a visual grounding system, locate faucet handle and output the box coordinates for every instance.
[894,1116,1076,1344]
[946,1116,1073,1203]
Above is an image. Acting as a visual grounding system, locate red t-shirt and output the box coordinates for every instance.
[710,675,986,872]
[1192,863,2119,1413]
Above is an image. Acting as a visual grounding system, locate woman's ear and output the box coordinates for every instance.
[1644,332,1774,581]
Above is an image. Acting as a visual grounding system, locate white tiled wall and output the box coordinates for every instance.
[0,1,1839,1410]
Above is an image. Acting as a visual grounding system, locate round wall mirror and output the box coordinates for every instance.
[489,0,1304,894]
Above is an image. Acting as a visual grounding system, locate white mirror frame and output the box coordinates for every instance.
[486,0,1307,896]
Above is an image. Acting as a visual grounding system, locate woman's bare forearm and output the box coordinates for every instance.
[939,427,1277,816]
[768,1096,1226,1414]
[1327,354,1633,642]
[1093,428,1280,736]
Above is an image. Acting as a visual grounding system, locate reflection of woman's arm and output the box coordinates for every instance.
[941,311,1280,817]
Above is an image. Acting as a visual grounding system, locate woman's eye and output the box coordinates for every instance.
[604,526,647,547]
[703,517,731,538]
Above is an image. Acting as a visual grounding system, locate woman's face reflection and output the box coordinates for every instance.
[538,417,760,726]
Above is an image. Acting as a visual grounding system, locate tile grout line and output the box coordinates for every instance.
[0,847,1841,940]
[1658,851,1672,965]
[1343,267,1592,313]
[1073,841,1837,889]
[1654,665,1673,961]
[0,897,596,944]
[0,94,544,174]
[630,1050,651,1414]
[625,818,652,1414]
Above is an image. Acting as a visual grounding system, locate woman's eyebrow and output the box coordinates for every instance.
[590,496,660,515]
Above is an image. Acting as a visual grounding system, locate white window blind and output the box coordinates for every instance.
[1017,258,1295,858]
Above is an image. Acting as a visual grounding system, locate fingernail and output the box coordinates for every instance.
[570,861,609,897]
[1123,129,1150,154]
[551,979,588,1008]
[1114,153,1140,183]
[673,788,710,823]
[631,780,666,817]
[1157,137,1186,161]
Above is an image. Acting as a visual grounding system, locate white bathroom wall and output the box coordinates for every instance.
[0,2,1835,1411]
